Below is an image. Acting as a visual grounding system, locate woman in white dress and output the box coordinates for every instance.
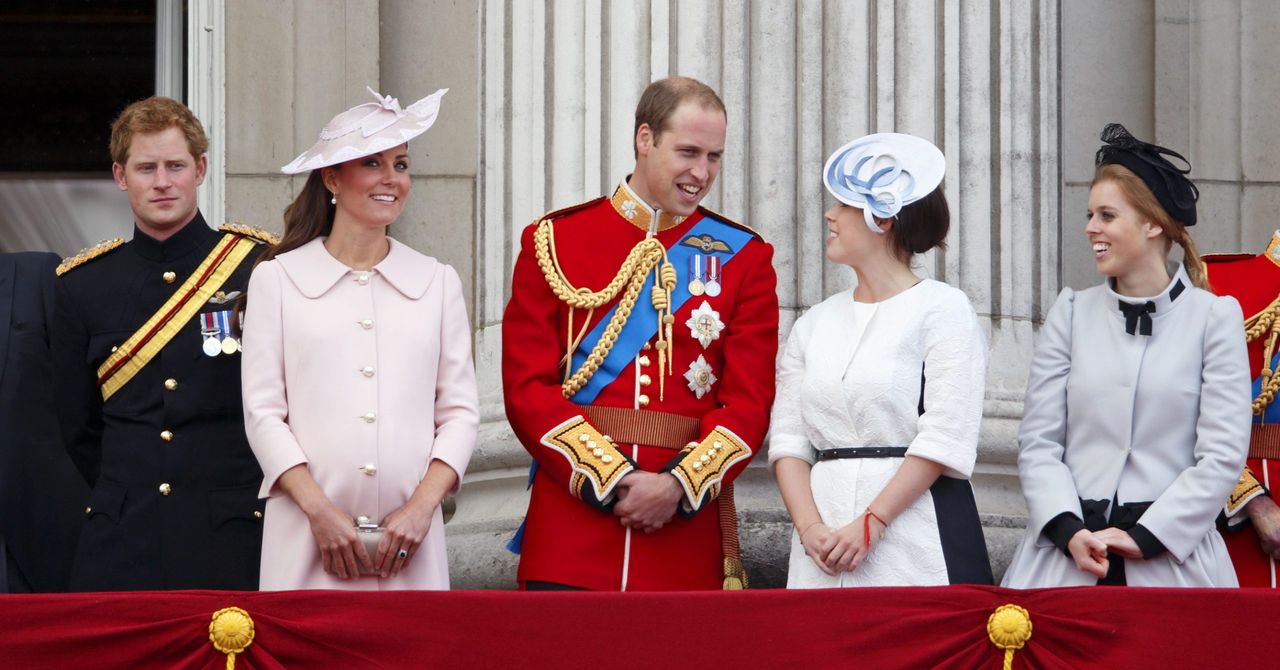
[770,134,992,588]
[1002,124,1250,588]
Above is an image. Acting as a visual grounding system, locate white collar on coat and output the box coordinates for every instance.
[275,236,439,300]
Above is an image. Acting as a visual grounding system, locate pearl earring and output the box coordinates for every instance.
[330,193,337,205]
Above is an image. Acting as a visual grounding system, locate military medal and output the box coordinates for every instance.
[686,300,725,349]
[704,255,722,297]
[688,254,706,296]
[200,312,222,357]
[218,311,240,355]
[684,354,718,399]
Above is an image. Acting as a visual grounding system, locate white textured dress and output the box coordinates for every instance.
[769,280,989,588]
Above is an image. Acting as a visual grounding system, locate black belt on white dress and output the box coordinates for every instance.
[814,447,909,461]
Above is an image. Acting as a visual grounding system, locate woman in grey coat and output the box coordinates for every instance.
[1002,124,1251,587]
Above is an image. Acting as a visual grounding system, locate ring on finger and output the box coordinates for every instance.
[397,548,409,560]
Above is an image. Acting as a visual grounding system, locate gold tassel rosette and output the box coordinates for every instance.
[209,607,255,670]
[987,604,1032,670]
[534,219,678,400]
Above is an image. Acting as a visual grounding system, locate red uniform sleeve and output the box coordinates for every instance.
[502,223,636,510]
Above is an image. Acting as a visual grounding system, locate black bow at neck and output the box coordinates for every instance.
[1116,279,1184,336]
[1118,300,1156,336]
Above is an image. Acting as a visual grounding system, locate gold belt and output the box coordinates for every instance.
[1249,424,1280,460]
[579,406,701,450]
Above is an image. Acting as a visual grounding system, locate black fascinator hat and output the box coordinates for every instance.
[1095,123,1199,226]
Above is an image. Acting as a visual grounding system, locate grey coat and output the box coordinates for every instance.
[1003,266,1251,588]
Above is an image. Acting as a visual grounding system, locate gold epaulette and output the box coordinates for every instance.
[697,206,764,242]
[219,223,280,246]
[56,238,125,276]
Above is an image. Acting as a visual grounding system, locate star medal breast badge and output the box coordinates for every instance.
[684,355,718,399]
[686,301,725,349]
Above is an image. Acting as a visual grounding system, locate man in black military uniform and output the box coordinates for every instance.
[53,96,274,591]
[0,252,88,592]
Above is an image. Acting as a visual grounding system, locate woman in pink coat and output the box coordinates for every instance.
[241,87,479,590]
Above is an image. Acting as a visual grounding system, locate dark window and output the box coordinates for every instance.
[0,1,157,172]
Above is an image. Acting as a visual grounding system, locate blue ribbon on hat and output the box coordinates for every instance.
[822,133,946,234]
[825,150,915,233]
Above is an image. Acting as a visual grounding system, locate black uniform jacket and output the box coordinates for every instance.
[0,252,89,592]
[54,213,266,591]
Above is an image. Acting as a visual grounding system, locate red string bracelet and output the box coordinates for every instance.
[863,510,888,550]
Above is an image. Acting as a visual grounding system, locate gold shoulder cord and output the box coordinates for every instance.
[1245,294,1280,415]
[534,218,677,400]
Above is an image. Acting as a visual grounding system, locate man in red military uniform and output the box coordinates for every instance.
[1205,232,1280,586]
[502,76,778,590]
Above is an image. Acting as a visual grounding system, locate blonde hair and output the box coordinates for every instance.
[1091,163,1206,290]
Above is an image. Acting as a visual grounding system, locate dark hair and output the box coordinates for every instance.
[633,76,726,158]
[259,170,336,264]
[233,169,335,334]
[887,186,949,261]
[110,96,209,165]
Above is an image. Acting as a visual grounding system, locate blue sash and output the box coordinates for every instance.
[567,213,754,405]
[1256,350,1280,424]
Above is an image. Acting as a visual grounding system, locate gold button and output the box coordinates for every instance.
[639,374,652,387]
[357,274,370,285]
[638,394,650,407]
[111,345,118,353]
[164,378,178,391]
[362,412,376,423]
[253,511,263,519]
[592,448,604,458]
[159,483,172,496]
[578,434,590,443]
[85,506,92,514]
[359,319,374,330]
[361,366,375,377]
[642,342,652,351]
[360,463,377,475]
[693,462,704,471]
[713,441,723,449]
[638,355,651,366]
[601,455,613,464]
[163,271,176,284]
[160,430,173,442]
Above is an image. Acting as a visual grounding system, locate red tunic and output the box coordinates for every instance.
[1204,234,1280,587]
[502,182,778,590]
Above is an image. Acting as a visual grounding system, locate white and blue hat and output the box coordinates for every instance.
[822,133,946,233]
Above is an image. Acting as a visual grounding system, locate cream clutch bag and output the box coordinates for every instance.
[355,519,384,576]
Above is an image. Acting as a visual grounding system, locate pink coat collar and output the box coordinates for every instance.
[275,237,438,299]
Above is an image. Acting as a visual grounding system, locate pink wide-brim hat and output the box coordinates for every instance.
[281,86,448,174]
